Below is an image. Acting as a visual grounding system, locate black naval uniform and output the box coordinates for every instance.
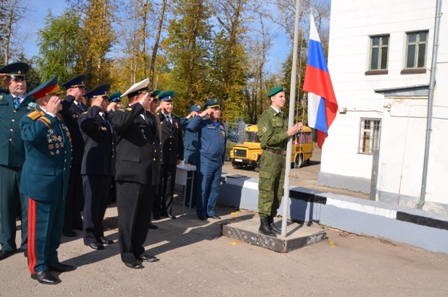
[60,96,86,233]
[78,106,115,247]
[153,113,184,218]
[108,103,160,265]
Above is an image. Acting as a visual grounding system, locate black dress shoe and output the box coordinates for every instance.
[86,242,104,250]
[197,216,207,221]
[98,237,114,245]
[207,215,221,219]
[0,250,14,261]
[140,254,160,263]
[63,230,77,237]
[31,270,60,285]
[167,214,177,219]
[49,262,76,272]
[148,223,159,230]
[125,261,144,269]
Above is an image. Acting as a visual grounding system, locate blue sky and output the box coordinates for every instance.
[22,0,66,57]
[22,1,290,71]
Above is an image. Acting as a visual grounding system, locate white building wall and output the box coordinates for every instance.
[321,0,448,212]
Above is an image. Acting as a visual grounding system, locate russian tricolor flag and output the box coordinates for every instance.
[303,14,338,148]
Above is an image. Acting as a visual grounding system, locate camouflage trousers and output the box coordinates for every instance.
[257,151,285,219]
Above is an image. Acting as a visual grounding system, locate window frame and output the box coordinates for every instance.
[358,118,381,155]
[404,30,428,70]
[367,34,390,73]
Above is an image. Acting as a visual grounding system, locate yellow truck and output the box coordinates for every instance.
[229,125,313,172]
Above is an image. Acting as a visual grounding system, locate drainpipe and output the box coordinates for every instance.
[418,0,442,209]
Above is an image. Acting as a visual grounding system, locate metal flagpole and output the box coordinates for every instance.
[281,0,301,237]
[418,0,442,209]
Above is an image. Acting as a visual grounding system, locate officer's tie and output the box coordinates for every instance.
[102,113,113,134]
[13,96,20,109]
[166,114,172,124]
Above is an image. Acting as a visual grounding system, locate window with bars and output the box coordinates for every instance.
[405,31,428,69]
[359,119,381,154]
[369,35,389,70]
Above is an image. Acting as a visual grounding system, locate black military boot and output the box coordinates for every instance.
[268,216,281,234]
[258,218,276,237]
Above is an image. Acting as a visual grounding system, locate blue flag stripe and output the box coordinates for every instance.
[307,40,329,73]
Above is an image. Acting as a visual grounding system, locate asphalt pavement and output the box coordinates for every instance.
[1,195,447,297]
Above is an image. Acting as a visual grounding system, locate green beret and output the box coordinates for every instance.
[159,90,175,102]
[267,86,284,98]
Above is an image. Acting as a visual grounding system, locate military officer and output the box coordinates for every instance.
[180,104,202,207]
[108,78,160,269]
[147,89,162,229]
[107,92,122,204]
[153,90,184,220]
[79,84,115,250]
[21,76,76,285]
[186,99,226,221]
[257,86,302,237]
[60,74,87,237]
[180,104,202,165]
[0,62,33,260]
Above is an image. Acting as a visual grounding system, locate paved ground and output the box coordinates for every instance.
[1,199,448,297]
[2,148,447,296]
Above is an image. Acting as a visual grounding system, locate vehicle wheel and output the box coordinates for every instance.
[254,161,260,172]
[295,154,303,168]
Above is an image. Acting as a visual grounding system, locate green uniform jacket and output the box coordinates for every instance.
[0,89,34,167]
[258,107,288,150]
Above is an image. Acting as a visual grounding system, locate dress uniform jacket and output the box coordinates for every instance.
[0,90,33,252]
[0,90,34,166]
[20,108,72,201]
[20,108,72,274]
[78,106,115,176]
[60,96,86,166]
[159,113,184,165]
[109,103,160,185]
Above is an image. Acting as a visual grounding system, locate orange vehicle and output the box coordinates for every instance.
[229,125,313,171]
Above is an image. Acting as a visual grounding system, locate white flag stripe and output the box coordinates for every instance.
[307,92,320,128]
[309,14,321,42]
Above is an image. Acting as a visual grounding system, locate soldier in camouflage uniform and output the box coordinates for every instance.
[257,86,303,237]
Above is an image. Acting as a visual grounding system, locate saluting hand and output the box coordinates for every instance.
[46,95,62,115]
[91,97,103,108]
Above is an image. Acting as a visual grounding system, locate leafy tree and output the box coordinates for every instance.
[82,0,116,87]
[163,0,214,115]
[36,11,84,83]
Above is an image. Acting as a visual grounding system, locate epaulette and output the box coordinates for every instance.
[27,109,44,121]
[82,111,88,114]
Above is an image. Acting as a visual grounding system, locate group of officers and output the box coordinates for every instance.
[0,61,227,285]
[0,60,302,286]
